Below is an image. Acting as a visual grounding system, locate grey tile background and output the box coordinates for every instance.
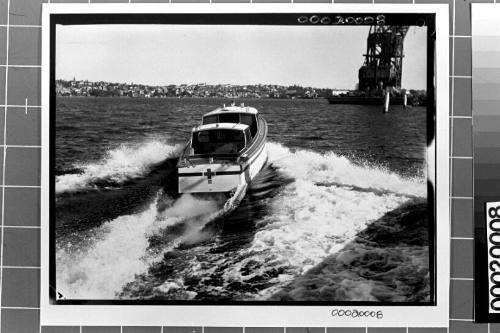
[2,227,40,267]
[6,107,41,145]
[1,308,39,333]
[246,329,283,333]
[367,329,406,333]
[131,0,170,2]
[41,327,81,333]
[163,326,203,333]
[451,239,473,278]
[163,328,202,333]
[0,0,7,26]
[449,321,488,333]
[450,280,474,319]
[0,28,6,66]
[452,158,473,197]
[122,327,162,333]
[289,328,325,333]
[50,0,88,2]
[294,0,331,3]
[9,0,45,26]
[452,117,472,156]
[6,67,41,106]
[453,78,472,116]
[90,0,129,3]
[4,147,40,185]
[452,198,473,237]
[204,328,242,333]
[454,37,472,76]
[1,267,39,307]
[213,0,251,3]
[334,0,372,3]
[82,327,121,333]
[0,0,487,331]
[327,329,365,333]
[374,0,412,3]
[4,187,40,226]
[0,67,6,105]
[8,27,41,66]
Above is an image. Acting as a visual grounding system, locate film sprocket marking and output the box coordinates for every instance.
[487,202,500,312]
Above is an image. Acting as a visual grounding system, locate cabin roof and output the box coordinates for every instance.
[194,122,249,132]
[203,106,259,117]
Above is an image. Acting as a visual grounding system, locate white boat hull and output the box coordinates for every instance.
[178,143,267,194]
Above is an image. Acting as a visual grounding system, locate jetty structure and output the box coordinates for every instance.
[327,25,413,112]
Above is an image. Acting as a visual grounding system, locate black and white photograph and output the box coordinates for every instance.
[49,10,437,305]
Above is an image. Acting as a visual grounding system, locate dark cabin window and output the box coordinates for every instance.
[192,129,246,155]
[240,114,258,137]
[202,115,218,124]
[244,128,252,144]
[218,113,240,124]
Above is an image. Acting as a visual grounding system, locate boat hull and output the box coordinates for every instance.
[178,142,267,194]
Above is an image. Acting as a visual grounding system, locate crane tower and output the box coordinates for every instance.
[358,25,409,95]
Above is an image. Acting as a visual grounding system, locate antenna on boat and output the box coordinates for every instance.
[223,103,226,108]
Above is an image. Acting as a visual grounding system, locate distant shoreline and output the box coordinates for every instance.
[55,95,326,101]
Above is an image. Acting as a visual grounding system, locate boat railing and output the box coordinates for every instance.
[182,154,241,166]
[189,153,239,159]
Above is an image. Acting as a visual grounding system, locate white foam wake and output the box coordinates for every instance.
[56,193,221,299]
[190,143,427,299]
[266,142,426,198]
[56,142,428,300]
[56,140,182,193]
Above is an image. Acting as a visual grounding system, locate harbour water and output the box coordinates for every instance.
[55,97,430,302]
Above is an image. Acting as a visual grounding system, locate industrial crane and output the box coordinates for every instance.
[358,25,409,96]
[327,24,416,110]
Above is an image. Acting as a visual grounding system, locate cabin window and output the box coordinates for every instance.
[192,129,246,155]
[244,128,252,144]
[240,114,258,137]
[218,113,240,124]
[202,115,218,124]
[197,131,211,143]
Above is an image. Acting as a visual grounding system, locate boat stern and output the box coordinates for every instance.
[178,161,244,194]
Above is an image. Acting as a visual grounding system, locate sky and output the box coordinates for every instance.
[56,24,427,90]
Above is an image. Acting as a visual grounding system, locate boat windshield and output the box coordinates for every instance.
[202,113,258,137]
[218,113,240,123]
[192,129,246,155]
[240,114,257,137]
[202,115,218,124]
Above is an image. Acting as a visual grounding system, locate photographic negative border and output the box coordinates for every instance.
[50,10,435,307]
[41,3,450,327]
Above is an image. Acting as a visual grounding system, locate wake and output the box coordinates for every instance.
[55,141,427,300]
[56,192,224,299]
[178,143,427,299]
[56,139,182,194]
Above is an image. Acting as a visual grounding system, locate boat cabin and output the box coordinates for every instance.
[201,106,259,138]
[191,123,251,156]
